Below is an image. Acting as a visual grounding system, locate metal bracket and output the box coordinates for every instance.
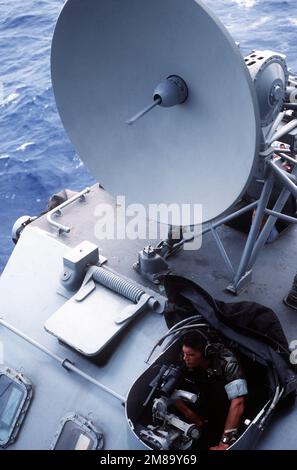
[115,294,157,324]
[226,270,253,295]
[74,280,96,302]
[133,246,171,284]
[59,241,107,295]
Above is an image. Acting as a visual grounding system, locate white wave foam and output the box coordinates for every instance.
[250,16,271,30]
[234,0,256,7]
[16,142,34,151]
[3,92,20,105]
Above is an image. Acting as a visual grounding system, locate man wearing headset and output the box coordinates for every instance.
[175,331,248,450]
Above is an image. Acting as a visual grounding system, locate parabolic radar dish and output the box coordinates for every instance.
[51,0,260,225]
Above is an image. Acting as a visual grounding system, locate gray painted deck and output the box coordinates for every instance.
[0,183,296,449]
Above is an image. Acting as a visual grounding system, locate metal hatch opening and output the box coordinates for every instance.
[0,366,33,448]
[50,413,104,450]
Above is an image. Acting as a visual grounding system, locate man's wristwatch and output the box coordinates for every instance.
[220,430,238,445]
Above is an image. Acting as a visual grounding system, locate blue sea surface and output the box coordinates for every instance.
[1,0,297,271]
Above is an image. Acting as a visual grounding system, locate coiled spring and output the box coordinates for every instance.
[92,267,144,303]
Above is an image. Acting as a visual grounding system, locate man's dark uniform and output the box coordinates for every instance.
[180,343,248,448]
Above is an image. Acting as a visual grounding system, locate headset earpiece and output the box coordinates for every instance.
[204,342,212,357]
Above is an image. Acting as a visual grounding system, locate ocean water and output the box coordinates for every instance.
[1,0,297,271]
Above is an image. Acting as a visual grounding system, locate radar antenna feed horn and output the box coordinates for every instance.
[126,75,188,125]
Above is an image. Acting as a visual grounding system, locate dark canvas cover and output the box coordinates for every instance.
[164,275,297,396]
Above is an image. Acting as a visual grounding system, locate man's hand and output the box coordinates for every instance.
[209,442,229,451]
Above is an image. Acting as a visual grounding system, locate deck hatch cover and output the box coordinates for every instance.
[50,412,104,450]
[0,366,33,448]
